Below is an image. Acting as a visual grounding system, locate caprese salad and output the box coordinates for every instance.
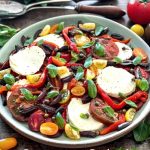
[0,21,149,140]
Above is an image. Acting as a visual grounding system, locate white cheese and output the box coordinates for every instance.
[97,66,136,98]
[67,98,104,131]
[9,46,45,76]
[115,42,133,61]
[35,34,65,48]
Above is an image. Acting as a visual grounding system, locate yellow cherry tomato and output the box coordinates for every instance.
[74,34,91,47]
[65,124,80,140]
[59,89,70,104]
[26,73,41,84]
[125,108,136,122]
[71,85,85,97]
[130,24,144,37]
[40,122,59,136]
[0,137,17,150]
[39,25,51,36]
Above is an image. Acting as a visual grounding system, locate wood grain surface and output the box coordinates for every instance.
[0,0,150,149]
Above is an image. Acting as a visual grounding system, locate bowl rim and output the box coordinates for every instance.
[0,14,150,148]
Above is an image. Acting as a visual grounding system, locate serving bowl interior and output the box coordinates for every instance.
[0,14,150,148]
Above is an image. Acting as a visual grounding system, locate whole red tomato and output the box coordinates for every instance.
[127,0,150,25]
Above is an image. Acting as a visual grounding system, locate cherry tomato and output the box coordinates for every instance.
[127,0,150,25]
[40,122,59,136]
[71,85,85,96]
[130,24,144,37]
[133,48,148,61]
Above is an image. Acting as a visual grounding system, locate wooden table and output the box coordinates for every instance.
[0,0,150,149]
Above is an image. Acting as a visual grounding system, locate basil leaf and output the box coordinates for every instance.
[133,56,142,66]
[24,37,34,46]
[133,120,150,142]
[71,51,79,62]
[55,22,64,34]
[37,39,44,46]
[75,66,84,80]
[80,113,89,119]
[87,80,97,98]
[125,100,137,108]
[47,64,57,78]
[103,106,115,118]
[20,88,35,101]
[95,25,104,36]
[95,42,105,57]
[46,90,59,98]
[113,56,123,64]
[84,56,93,68]
[3,73,15,85]
[82,40,95,49]
[55,112,65,129]
[138,78,149,91]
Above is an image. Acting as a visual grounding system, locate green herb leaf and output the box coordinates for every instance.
[46,90,59,98]
[113,56,123,64]
[3,73,15,85]
[55,22,64,34]
[47,64,57,78]
[20,88,35,101]
[84,56,93,68]
[95,25,104,36]
[82,40,95,49]
[75,66,84,80]
[133,120,150,142]
[95,42,105,57]
[24,37,34,46]
[118,92,126,99]
[125,100,137,108]
[71,51,79,62]
[138,78,149,91]
[37,39,44,46]
[103,106,115,118]
[80,113,89,119]
[55,53,67,63]
[55,112,65,129]
[87,80,97,98]
[69,123,79,132]
[133,56,142,66]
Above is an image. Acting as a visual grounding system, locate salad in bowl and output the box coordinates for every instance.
[0,15,149,145]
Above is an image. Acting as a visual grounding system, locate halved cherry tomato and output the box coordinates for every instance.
[71,85,85,96]
[50,24,58,34]
[40,122,59,136]
[133,48,148,62]
[0,137,17,150]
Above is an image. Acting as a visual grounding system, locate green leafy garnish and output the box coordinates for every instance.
[113,56,123,64]
[133,56,142,66]
[55,52,67,63]
[138,78,149,91]
[46,90,59,99]
[80,113,89,119]
[71,51,79,62]
[55,112,65,129]
[3,73,15,85]
[94,42,105,57]
[20,88,36,101]
[87,80,97,98]
[118,92,126,99]
[55,22,64,34]
[82,41,95,49]
[5,84,12,91]
[103,106,115,118]
[0,24,19,47]
[84,56,93,68]
[95,25,104,36]
[125,100,137,108]
[75,66,84,80]
[37,39,44,46]
[47,64,57,78]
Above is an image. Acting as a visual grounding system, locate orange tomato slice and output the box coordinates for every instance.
[40,122,59,136]
[71,85,85,96]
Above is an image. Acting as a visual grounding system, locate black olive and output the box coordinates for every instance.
[82,95,92,104]
[0,60,9,70]
[118,122,131,131]
[43,99,50,105]
[111,33,124,40]
[55,106,65,114]
[58,46,69,52]
[101,27,109,35]
[80,131,98,138]
[49,94,62,106]
[21,35,29,46]
[61,74,74,83]
[19,106,38,116]
[145,24,150,45]
[36,88,47,103]
[15,45,23,52]
[0,79,6,86]
[1,94,7,106]
[38,104,56,114]
[34,29,42,39]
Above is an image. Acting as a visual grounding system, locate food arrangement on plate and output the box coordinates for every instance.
[0,20,149,140]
